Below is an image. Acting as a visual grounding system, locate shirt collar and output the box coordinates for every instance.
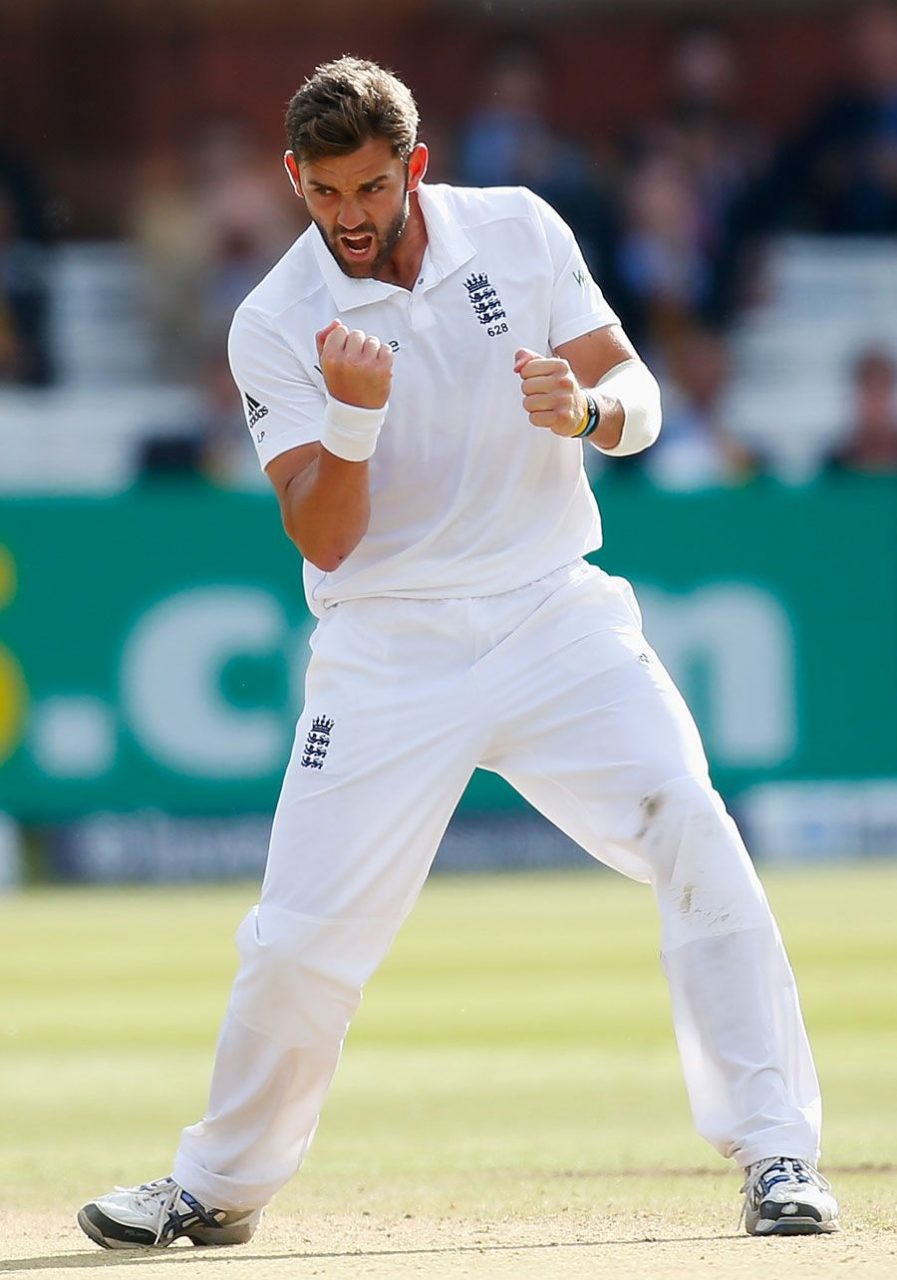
[416,183,476,282]
[310,182,476,313]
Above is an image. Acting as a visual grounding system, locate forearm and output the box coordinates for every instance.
[282,447,371,572]
[281,388,388,571]
[279,325,394,571]
[588,393,625,451]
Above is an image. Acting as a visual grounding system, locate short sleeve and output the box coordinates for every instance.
[527,191,620,351]
[228,305,325,470]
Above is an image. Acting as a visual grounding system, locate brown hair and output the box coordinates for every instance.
[286,57,419,163]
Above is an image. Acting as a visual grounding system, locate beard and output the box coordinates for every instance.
[315,191,410,279]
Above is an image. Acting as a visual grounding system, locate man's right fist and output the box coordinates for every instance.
[315,320,393,410]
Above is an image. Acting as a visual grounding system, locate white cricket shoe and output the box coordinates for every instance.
[77,1176,260,1249]
[741,1156,840,1236]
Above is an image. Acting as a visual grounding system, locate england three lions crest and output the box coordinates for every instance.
[463,272,508,336]
[301,715,334,769]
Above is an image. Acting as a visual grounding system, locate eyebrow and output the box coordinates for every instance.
[309,173,392,191]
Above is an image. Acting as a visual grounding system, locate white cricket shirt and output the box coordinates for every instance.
[229,183,619,613]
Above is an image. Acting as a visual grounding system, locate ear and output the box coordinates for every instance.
[283,150,303,199]
[406,143,429,193]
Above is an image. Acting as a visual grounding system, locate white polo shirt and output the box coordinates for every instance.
[229,183,619,613]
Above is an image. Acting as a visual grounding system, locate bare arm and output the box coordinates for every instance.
[266,442,370,573]
[266,320,393,572]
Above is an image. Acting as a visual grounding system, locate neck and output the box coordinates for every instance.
[375,191,427,290]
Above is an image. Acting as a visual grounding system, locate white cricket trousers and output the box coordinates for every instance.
[174,561,821,1210]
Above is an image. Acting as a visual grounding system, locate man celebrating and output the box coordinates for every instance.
[79,57,838,1248]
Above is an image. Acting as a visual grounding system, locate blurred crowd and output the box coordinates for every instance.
[0,148,53,386]
[2,2,897,488]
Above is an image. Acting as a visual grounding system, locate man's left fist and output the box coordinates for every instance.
[514,347,586,437]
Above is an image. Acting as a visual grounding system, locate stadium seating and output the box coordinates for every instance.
[726,237,897,478]
[0,243,200,492]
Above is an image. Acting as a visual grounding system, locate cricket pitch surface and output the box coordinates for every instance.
[3,1201,896,1279]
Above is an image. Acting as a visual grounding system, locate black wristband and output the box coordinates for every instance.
[573,392,600,439]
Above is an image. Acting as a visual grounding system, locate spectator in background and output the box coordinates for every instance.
[661,22,768,321]
[133,120,300,484]
[457,42,621,288]
[764,1,897,233]
[131,146,210,383]
[616,151,706,357]
[192,118,300,337]
[0,188,51,386]
[0,145,52,245]
[645,325,758,491]
[132,117,301,383]
[618,23,766,354]
[828,347,897,472]
[137,339,263,489]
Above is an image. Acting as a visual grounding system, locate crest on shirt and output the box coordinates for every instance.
[301,715,334,770]
[463,272,508,335]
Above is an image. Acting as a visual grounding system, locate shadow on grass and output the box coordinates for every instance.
[1,1233,743,1272]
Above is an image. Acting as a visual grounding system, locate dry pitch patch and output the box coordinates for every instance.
[2,1199,894,1280]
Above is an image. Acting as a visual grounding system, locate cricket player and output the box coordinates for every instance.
[79,57,839,1248]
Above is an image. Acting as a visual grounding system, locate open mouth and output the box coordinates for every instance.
[340,232,375,260]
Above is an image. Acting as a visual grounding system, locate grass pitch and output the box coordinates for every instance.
[1,862,895,1278]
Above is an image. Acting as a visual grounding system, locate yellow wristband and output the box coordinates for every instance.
[572,394,600,439]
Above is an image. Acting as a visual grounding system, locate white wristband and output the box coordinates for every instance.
[321,397,387,462]
[593,358,662,457]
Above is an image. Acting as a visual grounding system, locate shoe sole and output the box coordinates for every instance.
[752,1219,840,1235]
[746,1188,840,1238]
[77,1204,257,1250]
[77,1208,158,1251]
[749,1206,840,1237]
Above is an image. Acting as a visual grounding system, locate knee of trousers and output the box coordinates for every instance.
[228,904,379,1050]
[633,776,773,950]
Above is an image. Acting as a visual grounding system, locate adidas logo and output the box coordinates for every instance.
[245,394,269,428]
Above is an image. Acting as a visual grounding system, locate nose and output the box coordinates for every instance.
[337,197,365,231]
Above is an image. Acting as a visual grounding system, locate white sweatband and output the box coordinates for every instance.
[593,358,662,457]
[320,397,387,462]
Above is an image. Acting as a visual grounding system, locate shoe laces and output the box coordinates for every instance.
[113,1177,186,1246]
[739,1157,831,1226]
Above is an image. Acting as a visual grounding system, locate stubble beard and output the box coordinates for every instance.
[317,191,410,280]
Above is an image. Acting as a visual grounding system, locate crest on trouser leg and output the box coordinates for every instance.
[301,715,334,769]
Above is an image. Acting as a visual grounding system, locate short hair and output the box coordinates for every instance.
[285,56,419,163]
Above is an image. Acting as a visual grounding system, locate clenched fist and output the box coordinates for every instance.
[514,347,586,437]
[316,320,393,410]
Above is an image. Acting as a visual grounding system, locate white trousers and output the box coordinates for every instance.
[174,562,821,1210]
